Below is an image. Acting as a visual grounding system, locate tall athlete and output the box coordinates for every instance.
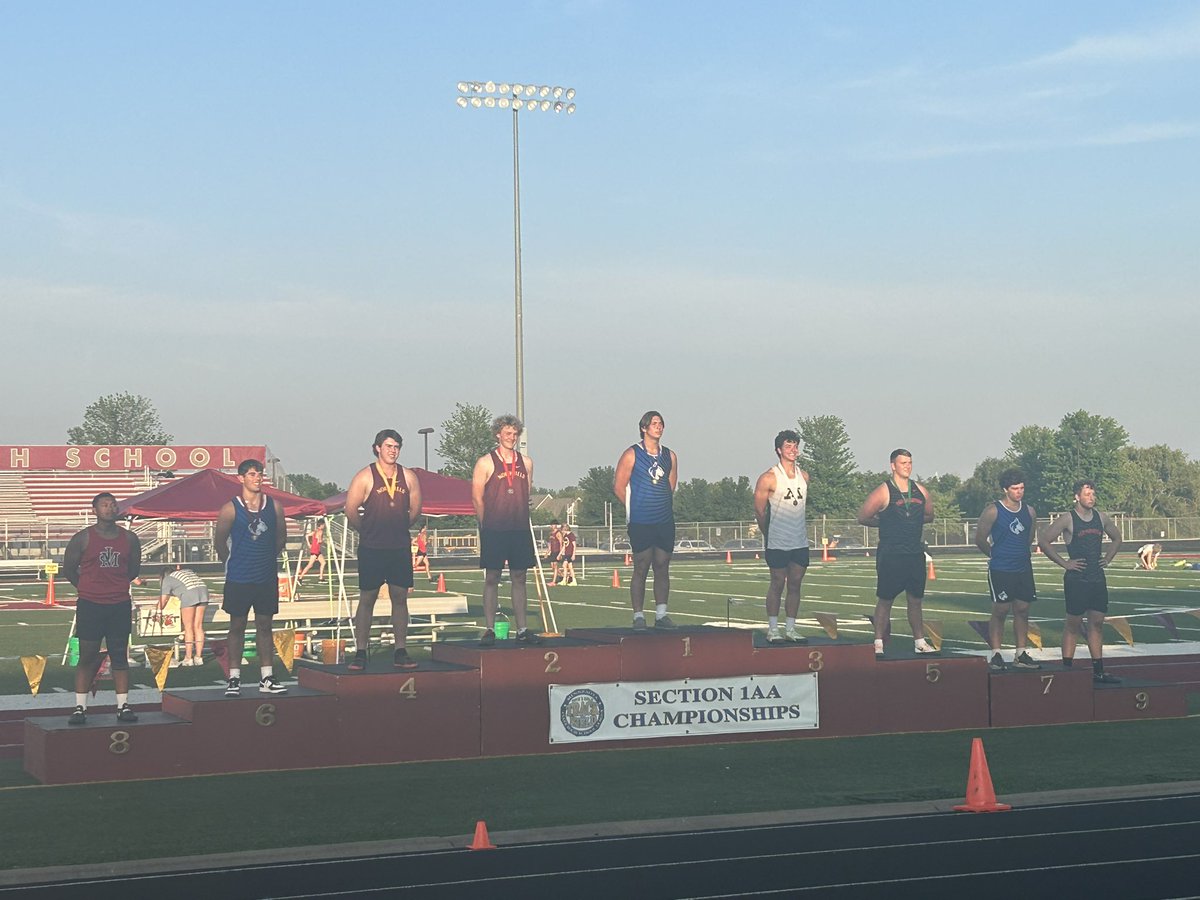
[215,459,289,697]
[62,492,142,725]
[613,410,679,630]
[1038,480,1123,683]
[857,448,936,657]
[472,415,543,646]
[753,430,811,643]
[345,429,423,670]
[974,468,1041,671]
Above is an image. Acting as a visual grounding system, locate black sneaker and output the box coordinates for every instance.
[224,677,241,697]
[480,630,496,647]
[68,705,87,726]
[516,629,544,645]
[988,652,1007,672]
[117,704,138,723]
[259,676,288,694]
[394,649,419,670]
[348,650,368,671]
[1094,671,1122,685]
[1012,651,1042,670]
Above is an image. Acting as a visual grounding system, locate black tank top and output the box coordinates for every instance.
[358,463,411,550]
[877,480,926,555]
[1066,508,1105,582]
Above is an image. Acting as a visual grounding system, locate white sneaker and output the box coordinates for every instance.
[784,627,807,644]
[766,626,783,643]
[914,638,937,654]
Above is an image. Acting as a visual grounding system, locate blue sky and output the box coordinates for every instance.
[2,2,1197,490]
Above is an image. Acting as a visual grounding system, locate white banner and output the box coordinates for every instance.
[549,673,819,744]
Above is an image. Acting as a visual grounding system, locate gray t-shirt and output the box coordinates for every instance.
[162,569,210,608]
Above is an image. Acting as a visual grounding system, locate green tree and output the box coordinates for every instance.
[575,466,621,527]
[1041,410,1130,510]
[925,473,963,521]
[436,403,494,480]
[290,473,341,500]
[1007,424,1056,512]
[674,478,713,522]
[796,415,858,516]
[1118,446,1200,517]
[67,393,172,445]
[954,457,1010,518]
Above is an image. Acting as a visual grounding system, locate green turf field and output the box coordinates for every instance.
[2,551,1198,696]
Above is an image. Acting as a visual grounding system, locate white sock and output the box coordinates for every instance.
[230,668,241,680]
[786,617,796,630]
[633,611,645,620]
[116,693,128,708]
[656,604,668,619]
[76,693,88,709]
[768,615,778,628]
[260,666,273,679]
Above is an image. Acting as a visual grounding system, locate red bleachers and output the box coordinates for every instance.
[21,472,154,519]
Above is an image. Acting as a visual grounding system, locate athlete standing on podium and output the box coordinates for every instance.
[344,429,423,671]
[614,410,679,630]
[753,430,810,643]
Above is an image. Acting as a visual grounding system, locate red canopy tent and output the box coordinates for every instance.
[320,467,474,517]
[117,468,327,520]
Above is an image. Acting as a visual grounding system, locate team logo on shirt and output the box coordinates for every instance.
[98,546,122,569]
[1009,519,1025,535]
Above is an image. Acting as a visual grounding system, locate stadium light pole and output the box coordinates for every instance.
[418,427,434,470]
[455,80,577,453]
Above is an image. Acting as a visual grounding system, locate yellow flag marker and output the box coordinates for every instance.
[814,613,839,639]
[21,655,47,696]
[1025,621,1043,649]
[1107,617,1134,647]
[145,646,174,690]
[923,620,943,651]
[274,628,296,673]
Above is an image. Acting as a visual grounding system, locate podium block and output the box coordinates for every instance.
[872,652,989,734]
[432,637,622,756]
[567,626,755,681]
[750,637,880,736]
[299,659,482,763]
[24,712,193,784]
[1093,678,1187,723]
[988,664,1094,727]
[161,686,340,773]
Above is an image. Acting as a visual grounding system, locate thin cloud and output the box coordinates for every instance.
[1024,13,1200,66]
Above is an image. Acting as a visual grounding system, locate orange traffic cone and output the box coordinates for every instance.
[927,557,937,580]
[953,737,1011,812]
[44,575,56,607]
[725,551,732,564]
[436,573,447,593]
[468,819,496,850]
[624,553,632,566]
[611,569,621,588]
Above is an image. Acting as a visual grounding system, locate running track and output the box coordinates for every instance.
[4,792,1199,899]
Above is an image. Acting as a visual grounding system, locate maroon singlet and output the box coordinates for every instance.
[357,463,411,550]
[77,527,134,604]
[481,449,530,530]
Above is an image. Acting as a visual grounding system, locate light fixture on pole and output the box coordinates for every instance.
[417,427,435,470]
[455,80,577,453]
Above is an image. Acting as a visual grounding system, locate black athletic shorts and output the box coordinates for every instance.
[479,528,536,572]
[628,521,676,554]
[1064,572,1108,616]
[988,568,1037,605]
[358,545,415,591]
[76,598,133,647]
[765,547,811,569]
[222,581,280,618]
[876,553,926,601]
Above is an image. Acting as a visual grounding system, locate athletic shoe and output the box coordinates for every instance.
[914,639,937,654]
[989,652,1007,672]
[784,627,807,644]
[393,649,419,670]
[766,626,784,643]
[224,677,241,698]
[655,615,677,629]
[348,650,368,672]
[874,639,885,659]
[1094,671,1122,684]
[259,676,288,694]
[632,617,648,632]
[480,630,496,647]
[516,629,544,645]
[1012,651,1042,671]
[68,706,87,726]
[117,704,138,723]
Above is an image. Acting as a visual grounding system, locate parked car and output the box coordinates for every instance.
[721,538,762,551]
[828,535,865,549]
[673,539,717,552]
[607,540,632,553]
